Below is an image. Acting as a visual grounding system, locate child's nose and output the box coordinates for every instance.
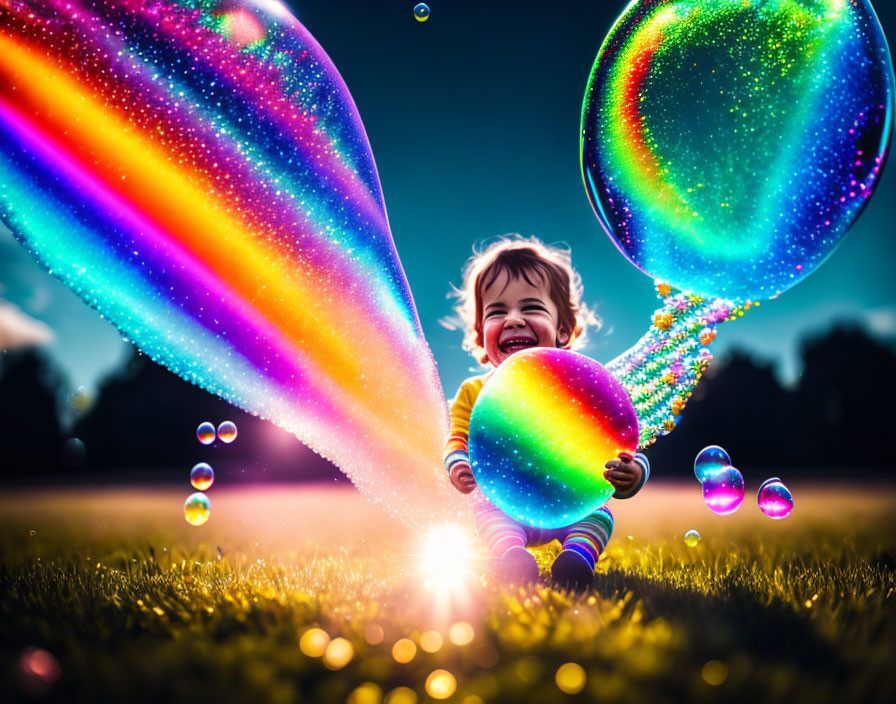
[504,309,525,326]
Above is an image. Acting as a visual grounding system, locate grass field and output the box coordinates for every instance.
[1,481,895,704]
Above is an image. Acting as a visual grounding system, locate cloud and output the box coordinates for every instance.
[0,300,54,350]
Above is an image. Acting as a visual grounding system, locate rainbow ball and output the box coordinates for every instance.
[581,0,894,302]
[190,462,215,491]
[468,348,639,528]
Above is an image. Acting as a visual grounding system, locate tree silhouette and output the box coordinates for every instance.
[0,349,65,476]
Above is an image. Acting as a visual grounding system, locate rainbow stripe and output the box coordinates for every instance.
[0,0,467,527]
[469,348,638,528]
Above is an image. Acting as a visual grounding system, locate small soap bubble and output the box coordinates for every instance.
[694,444,731,483]
[190,462,215,491]
[757,477,793,519]
[196,422,216,445]
[217,420,238,443]
[684,529,701,547]
[702,466,744,515]
[413,3,430,22]
[60,438,87,468]
[184,492,211,526]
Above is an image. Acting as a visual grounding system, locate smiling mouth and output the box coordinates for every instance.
[499,337,537,353]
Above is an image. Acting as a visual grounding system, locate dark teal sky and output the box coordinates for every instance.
[1,0,895,396]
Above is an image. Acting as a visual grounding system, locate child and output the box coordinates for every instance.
[443,236,650,590]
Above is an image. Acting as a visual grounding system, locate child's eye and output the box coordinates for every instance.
[484,310,506,319]
[524,305,548,312]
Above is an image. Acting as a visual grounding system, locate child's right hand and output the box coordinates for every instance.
[449,462,477,494]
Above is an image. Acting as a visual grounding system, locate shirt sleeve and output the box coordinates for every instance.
[612,451,650,499]
[442,381,477,472]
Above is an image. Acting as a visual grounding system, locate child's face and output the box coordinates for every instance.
[480,269,569,367]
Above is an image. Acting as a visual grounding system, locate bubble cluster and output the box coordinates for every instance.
[758,477,793,519]
[683,529,701,548]
[196,422,216,446]
[469,348,639,528]
[217,421,238,444]
[582,0,894,302]
[190,462,215,491]
[184,492,211,526]
[0,0,467,530]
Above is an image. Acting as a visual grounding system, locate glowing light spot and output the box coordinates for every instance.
[684,529,701,547]
[421,524,474,591]
[425,670,457,700]
[323,637,354,670]
[217,420,238,444]
[391,638,417,663]
[219,7,268,48]
[299,628,330,658]
[448,621,474,646]
[384,687,417,704]
[18,647,61,684]
[555,662,587,694]
[347,682,382,704]
[196,422,216,445]
[419,630,443,653]
[190,462,215,491]
[363,623,384,645]
[702,660,728,686]
[183,492,210,526]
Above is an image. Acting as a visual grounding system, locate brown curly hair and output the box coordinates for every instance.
[444,235,601,365]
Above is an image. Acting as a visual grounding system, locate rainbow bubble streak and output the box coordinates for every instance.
[0,0,466,527]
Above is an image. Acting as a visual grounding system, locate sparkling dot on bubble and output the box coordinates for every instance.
[217,420,238,444]
[190,462,215,491]
[702,466,744,515]
[196,422,216,445]
[684,529,701,547]
[183,492,210,526]
[758,477,794,519]
[413,3,430,22]
[694,445,731,483]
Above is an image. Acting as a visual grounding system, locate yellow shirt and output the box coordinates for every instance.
[442,371,492,468]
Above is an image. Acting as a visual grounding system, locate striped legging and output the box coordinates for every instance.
[474,498,614,571]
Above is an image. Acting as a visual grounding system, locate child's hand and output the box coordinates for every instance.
[604,452,644,498]
[449,462,477,494]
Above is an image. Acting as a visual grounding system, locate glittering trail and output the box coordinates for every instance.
[0,0,467,527]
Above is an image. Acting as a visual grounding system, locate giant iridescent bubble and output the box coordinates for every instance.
[468,348,639,528]
[0,0,466,529]
[582,0,894,302]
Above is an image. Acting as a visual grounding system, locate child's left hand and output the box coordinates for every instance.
[604,452,644,498]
